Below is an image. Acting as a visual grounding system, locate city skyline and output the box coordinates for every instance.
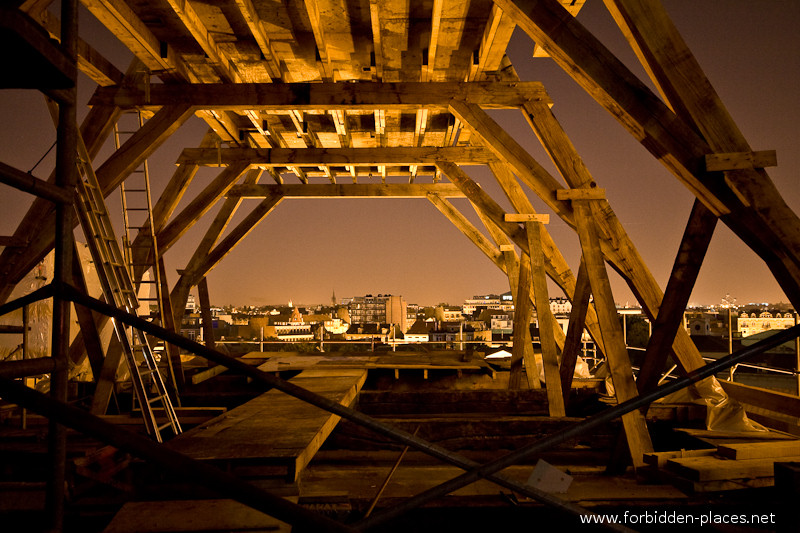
[0,2,798,308]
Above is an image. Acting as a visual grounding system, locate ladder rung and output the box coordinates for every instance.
[148,395,165,405]
[125,189,147,192]
[157,421,175,432]
[126,208,150,211]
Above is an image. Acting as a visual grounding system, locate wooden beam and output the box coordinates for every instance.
[233,0,282,79]
[559,258,591,403]
[470,200,538,392]
[556,188,606,201]
[522,100,705,374]
[177,146,498,167]
[603,1,800,270]
[503,0,800,308]
[187,194,284,287]
[449,100,573,225]
[90,82,552,110]
[227,183,467,199]
[33,8,124,86]
[80,0,188,79]
[156,162,251,252]
[197,277,216,350]
[469,5,516,81]
[164,0,243,84]
[509,258,537,391]
[636,200,717,393]
[571,200,653,467]
[505,213,549,223]
[368,0,384,78]
[426,195,505,271]
[94,105,194,196]
[494,0,727,215]
[525,219,566,416]
[170,168,263,323]
[704,151,778,172]
[0,161,73,204]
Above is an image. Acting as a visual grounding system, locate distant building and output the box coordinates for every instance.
[348,294,408,331]
[186,294,197,313]
[550,297,572,315]
[462,294,503,316]
[405,319,431,343]
[738,311,796,338]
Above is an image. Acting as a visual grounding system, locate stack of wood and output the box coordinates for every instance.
[642,440,800,493]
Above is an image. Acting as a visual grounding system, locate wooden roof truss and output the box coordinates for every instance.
[2,0,800,524]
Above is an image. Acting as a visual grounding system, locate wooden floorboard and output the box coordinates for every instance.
[167,368,367,481]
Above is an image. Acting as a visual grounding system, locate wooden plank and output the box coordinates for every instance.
[168,368,367,482]
[666,455,800,482]
[718,441,800,461]
[705,151,778,172]
[103,499,289,532]
[90,82,552,110]
[720,381,800,419]
[556,188,606,201]
[505,213,549,223]
[177,146,498,166]
[642,449,715,470]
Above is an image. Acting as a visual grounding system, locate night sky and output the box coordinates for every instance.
[1,1,798,308]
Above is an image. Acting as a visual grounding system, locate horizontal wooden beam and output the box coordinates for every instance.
[227,184,466,199]
[704,150,777,172]
[556,188,606,201]
[504,213,549,223]
[90,82,551,110]
[177,147,498,167]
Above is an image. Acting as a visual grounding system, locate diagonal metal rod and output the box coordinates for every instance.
[0,284,55,318]
[59,284,624,530]
[356,323,800,530]
[0,375,355,533]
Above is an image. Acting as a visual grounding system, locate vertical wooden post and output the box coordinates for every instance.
[507,214,565,415]
[559,188,653,468]
[198,277,216,350]
[48,1,78,527]
[509,257,535,390]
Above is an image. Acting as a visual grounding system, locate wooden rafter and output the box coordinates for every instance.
[227,183,467,199]
[90,81,551,110]
[177,146,498,166]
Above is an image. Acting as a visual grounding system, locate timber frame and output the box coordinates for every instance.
[1,0,800,530]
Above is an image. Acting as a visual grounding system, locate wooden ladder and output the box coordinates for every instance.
[73,149,181,442]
